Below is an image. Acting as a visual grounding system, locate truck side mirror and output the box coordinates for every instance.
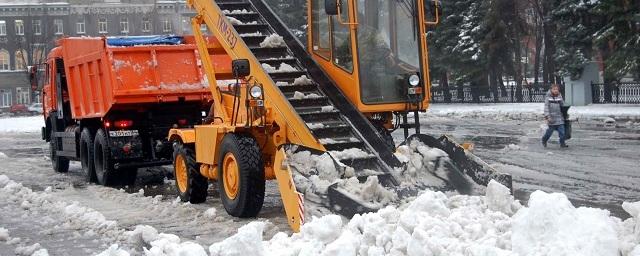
[232,59,250,78]
[325,0,339,16]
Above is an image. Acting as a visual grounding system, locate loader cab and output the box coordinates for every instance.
[308,0,438,115]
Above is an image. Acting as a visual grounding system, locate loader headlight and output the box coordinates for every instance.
[408,74,420,87]
[250,86,263,98]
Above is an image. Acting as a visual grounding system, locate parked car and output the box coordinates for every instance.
[28,103,43,114]
[10,104,29,115]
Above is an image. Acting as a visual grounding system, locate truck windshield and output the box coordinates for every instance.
[356,0,421,104]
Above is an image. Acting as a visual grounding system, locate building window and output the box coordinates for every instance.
[0,49,9,71]
[142,17,151,32]
[15,20,24,35]
[53,19,63,35]
[31,44,46,64]
[16,87,30,105]
[0,20,5,36]
[33,92,41,104]
[99,18,108,34]
[32,20,41,35]
[162,19,172,33]
[76,18,85,34]
[120,17,129,34]
[15,49,27,70]
[1,90,11,107]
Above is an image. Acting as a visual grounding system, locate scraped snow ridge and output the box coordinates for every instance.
[260,33,286,48]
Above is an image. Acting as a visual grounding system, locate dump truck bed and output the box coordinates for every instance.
[58,36,221,119]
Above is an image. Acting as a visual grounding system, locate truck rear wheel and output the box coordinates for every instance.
[173,143,207,203]
[80,128,97,182]
[94,129,117,186]
[49,133,69,173]
[217,134,265,218]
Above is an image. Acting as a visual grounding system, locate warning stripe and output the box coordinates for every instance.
[297,192,305,225]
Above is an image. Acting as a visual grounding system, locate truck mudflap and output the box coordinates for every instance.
[325,134,513,218]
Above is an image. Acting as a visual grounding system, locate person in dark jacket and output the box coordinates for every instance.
[542,84,568,148]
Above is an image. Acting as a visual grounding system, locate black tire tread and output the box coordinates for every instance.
[49,132,69,173]
[80,128,97,182]
[173,143,208,204]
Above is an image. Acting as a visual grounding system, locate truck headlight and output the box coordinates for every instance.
[408,74,420,87]
[250,86,263,98]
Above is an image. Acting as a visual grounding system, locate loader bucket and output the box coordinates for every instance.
[402,134,513,192]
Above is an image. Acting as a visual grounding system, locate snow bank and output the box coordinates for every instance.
[0,227,9,241]
[512,191,619,256]
[0,116,43,133]
[125,225,207,256]
[96,244,130,256]
[426,103,640,120]
[209,222,266,256]
[260,34,286,48]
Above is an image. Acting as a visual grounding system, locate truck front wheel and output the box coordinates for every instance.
[80,128,97,182]
[94,129,117,186]
[173,143,207,203]
[217,134,265,218]
[49,133,69,173]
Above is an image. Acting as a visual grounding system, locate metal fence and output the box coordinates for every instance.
[591,82,640,104]
[431,84,551,103]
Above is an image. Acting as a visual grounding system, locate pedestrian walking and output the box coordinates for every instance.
[542,84,568,148]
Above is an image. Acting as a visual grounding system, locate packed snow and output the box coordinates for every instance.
[262,63,299,73]
[293,75,314,86]
[293,91,323,100]
[426,103,640,121]
[260,34,287,48]
[0,116,43,133]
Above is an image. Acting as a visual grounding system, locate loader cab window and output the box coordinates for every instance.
[331,0,354,73]
[312,0,331,60]
[356,0,422,104]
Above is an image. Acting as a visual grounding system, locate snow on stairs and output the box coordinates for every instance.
[218,0,398,216]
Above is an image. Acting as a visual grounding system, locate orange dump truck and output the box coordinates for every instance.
[34,35,228,186]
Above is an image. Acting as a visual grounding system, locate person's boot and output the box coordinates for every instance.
[542,141,547,148]
[560,143,569,148]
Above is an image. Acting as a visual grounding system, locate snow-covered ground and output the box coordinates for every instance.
[0,104,639,255]
[425,103,640,121]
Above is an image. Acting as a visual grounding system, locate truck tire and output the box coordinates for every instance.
[80,128,97,182]
[49,133,69,173]
[119,168,138,187]
[94,129,117,186]
[217,134,265,217]
[173,143,207,203]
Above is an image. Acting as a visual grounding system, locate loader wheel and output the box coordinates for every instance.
[173,143,208,203]
[80,128,97,182]
[217,134,265,217]
[373,121,395,151]
[94,129,117,186]
[49,133,69,173]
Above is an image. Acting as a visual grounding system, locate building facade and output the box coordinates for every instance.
[0,0,195,111]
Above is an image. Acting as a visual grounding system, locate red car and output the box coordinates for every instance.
[10,104,29,115]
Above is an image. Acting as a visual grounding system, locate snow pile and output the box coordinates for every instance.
[393,139,458,188]
[125,225,207,256]
[512,191,619,256]
[96,244,129,256]
[293,75,314,85]
[502,143,524,151]
[620,202,640,255]
[209,184,516,255]
[0,227,9,241]
[425,103,640,121]
[204,208,217,220]
[0,116,43,133]
[222,9,252,15]
[336,176,397,209]
[329,148,372,160]
[15,243,43,256]
[31,249,50,256]
[209,222,266,256]
[307,123,325,129]
[321,106,334,112]
[226,17,258,25]
[261,63,298,73]
[289,151,339,194]
[293,91,322,100]
[260,33,286,48]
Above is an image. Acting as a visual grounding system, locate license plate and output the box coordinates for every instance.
[109,130,139,137]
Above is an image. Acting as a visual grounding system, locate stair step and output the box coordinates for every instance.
[233,24,270,34]
[337,155,381,171]
[268,71,308,80]
[310,124,352,139]
[279,83,319,93]
[287,96,329,108]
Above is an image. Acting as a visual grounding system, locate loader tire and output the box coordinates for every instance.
[80,128,97,182]
[49,133,69,173]
[373,121,395,151]
[217,134,265,217]
[94,129,117,186]
[173,143,208,204]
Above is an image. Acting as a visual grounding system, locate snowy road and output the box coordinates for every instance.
[399,114,640,218]
[0,133,289,255]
